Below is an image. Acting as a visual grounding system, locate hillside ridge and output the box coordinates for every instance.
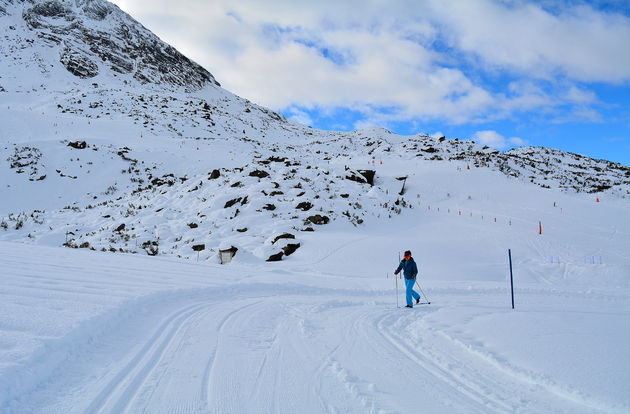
[1,0,628,262]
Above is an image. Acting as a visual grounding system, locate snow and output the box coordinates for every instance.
[1,177,629,412]
[1,1,630,412]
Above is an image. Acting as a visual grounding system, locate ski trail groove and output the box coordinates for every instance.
[203,300,264,413]
[84,301,209,414]
[435,329,622,414]
[376,312,514,414]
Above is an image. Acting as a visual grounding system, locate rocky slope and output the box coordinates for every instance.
[6,0,218,88]
[1,0,628,262]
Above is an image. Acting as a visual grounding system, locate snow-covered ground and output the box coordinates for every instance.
[1,168,629,412]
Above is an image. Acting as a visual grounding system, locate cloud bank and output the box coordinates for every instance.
[473,130,526,150]
[111,0,630,139]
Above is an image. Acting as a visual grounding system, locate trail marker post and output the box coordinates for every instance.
[509,249,515,309]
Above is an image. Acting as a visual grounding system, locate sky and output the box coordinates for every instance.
[110,0,630,166]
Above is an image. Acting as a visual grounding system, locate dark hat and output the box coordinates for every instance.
[404,250,412,256]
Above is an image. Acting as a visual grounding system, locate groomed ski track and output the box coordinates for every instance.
[2,240,623,414]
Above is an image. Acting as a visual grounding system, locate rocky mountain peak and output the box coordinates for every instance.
[3,0,219,90]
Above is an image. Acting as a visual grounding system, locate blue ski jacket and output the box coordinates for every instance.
[395,257,418,280]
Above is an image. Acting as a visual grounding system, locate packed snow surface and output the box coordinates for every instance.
[1,179,629,413]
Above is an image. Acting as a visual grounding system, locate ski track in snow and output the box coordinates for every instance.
[4,282,625,413]
[2,199,628,414]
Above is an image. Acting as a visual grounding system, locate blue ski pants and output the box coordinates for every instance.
[405,278,421,307]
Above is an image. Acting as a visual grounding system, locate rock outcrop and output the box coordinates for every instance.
[19,0,219,89]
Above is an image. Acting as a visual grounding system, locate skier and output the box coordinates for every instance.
[394,250,421,308]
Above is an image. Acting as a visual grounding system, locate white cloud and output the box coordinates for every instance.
[286,107,313,126]
[473,130,506,148]
[508,137,526,147]
[109,0,630,127]
[473,130,525,149]
[428,0,630,82]
[565,86,597,104]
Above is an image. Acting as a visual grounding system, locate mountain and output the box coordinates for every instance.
[1,0,628,262]
[0,0,303,141]
[4,0,218,88]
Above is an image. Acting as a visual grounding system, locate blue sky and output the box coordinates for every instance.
[112,0,630,165]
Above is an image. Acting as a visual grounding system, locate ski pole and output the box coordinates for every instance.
[395,273,399,308]
[415,280,431,304]
[396,252,401,308]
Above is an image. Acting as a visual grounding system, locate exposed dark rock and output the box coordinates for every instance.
[272,233,295,244]
[60,47,100,78]
[68,140,87,149]
[249,170,269,179]
[282,243,300,256]
[30,1,69,19]
[296,201,313,211]
[302,227,315,232]
[345,173,366,184]
[188,222,198,228]
[263,203,276,211]
[142,240,159,256]
[357,169,375,186]
[267,156,286,163]
[266,251,283,262]
[22,0,219,89]
[345,169,375,186]
[209,169,220,179]
[307,214,330,225]
[114,223,125,232]
[224,197,242,208]
[151,174,175,187]
[236,227,248,233]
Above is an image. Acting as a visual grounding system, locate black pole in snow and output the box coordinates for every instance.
[509,249,514,309]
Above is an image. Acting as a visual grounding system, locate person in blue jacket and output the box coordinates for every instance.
[394,250,421,308]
